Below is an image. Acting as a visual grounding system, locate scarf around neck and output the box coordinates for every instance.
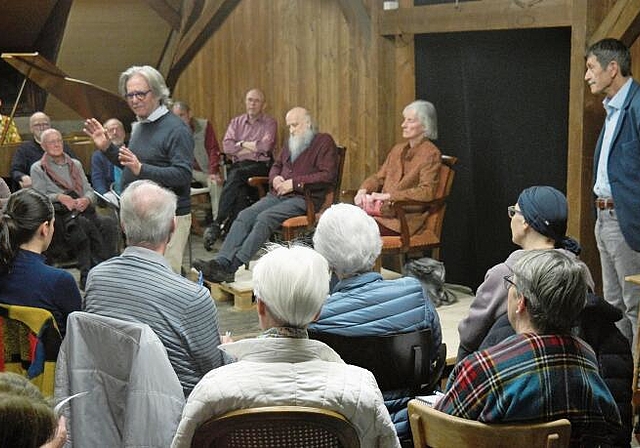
[39,153,84,196]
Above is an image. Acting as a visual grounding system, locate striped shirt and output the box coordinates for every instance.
[436,333,622,447]
[84,246,222,396]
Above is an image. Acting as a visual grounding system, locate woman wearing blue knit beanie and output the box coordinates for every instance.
[457,186,633,447]
[457,185,595,362]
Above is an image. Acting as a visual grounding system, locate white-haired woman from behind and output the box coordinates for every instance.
[308,203,441,442]
[172,243,401,448]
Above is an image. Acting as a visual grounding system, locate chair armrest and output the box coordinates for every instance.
[388,196,449,249]
[247,176,269,198]
[302,182,334,226]
[341,189,357,204]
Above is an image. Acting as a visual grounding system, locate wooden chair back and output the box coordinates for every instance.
[408,399,571,448]
[422,154,457,248]
[382,154,458,261]
[190,405,360,448]
[315,145,347,213]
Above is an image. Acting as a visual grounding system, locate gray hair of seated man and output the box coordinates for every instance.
[404,100,438,140]
[252,243,330,328]
[511,249,587,334]
[119,180,176,248]
[119,65,171,105]
[313,203,382,277]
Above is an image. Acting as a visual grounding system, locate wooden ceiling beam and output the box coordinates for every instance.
[144,0,182,31]
[336,0,372,42]
[180,0,204,35]
[588,0,640,47]
[166,0,240,89]
[378,0,572,36]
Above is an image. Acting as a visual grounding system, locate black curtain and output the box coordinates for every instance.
[415,27,571,290]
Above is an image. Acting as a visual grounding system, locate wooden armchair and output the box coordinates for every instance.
[382,154,458,262]
[408,399,571,448]
[247,145,346,241]
[190,406,360,448]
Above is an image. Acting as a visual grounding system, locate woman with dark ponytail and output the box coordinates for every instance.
[0,189,81,336]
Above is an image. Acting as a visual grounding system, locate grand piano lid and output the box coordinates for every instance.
[1,52,135,125]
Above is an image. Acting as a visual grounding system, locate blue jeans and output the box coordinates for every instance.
[595,208,640,349]
[217,193,306,265]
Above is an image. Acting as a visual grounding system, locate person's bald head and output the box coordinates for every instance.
[29,112,51,142]
[286,107,313,137]
[103,118,126,146]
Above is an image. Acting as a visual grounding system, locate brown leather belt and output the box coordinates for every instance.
[595,198,614,210]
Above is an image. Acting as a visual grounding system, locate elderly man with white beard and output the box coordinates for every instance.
[194,107,338,283]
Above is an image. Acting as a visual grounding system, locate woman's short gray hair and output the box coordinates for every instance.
[252,243,330,328]
[119,65,170,105]
[512,249,587,334]
[313,203,382,276]
[404,100,438,140]
[119,180,176,247]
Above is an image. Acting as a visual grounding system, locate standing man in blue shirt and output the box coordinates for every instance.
[585,38,640,348]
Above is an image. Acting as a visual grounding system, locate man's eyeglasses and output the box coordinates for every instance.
[503,274,516,291]
[507,206,522,219]
[124,90,152,101]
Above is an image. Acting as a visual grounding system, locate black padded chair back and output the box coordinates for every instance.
[309,328,434,392]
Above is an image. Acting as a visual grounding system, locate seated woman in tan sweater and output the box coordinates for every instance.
[354,99,441,236]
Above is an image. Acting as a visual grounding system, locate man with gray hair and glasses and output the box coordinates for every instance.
[83,65,194,274]
[436,250,621,446]
[84,180,223,397]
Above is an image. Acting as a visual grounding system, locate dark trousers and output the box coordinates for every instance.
[216,160,270,228]
[48,209,118,275]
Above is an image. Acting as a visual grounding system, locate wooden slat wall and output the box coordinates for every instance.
[171,0,638,288]
[172,0,395,191]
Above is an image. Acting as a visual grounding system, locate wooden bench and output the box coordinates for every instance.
[207,280,255,311]
[189,267,255,311]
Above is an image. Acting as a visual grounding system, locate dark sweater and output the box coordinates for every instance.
[0,250,82,336]
[105,111,194,215]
